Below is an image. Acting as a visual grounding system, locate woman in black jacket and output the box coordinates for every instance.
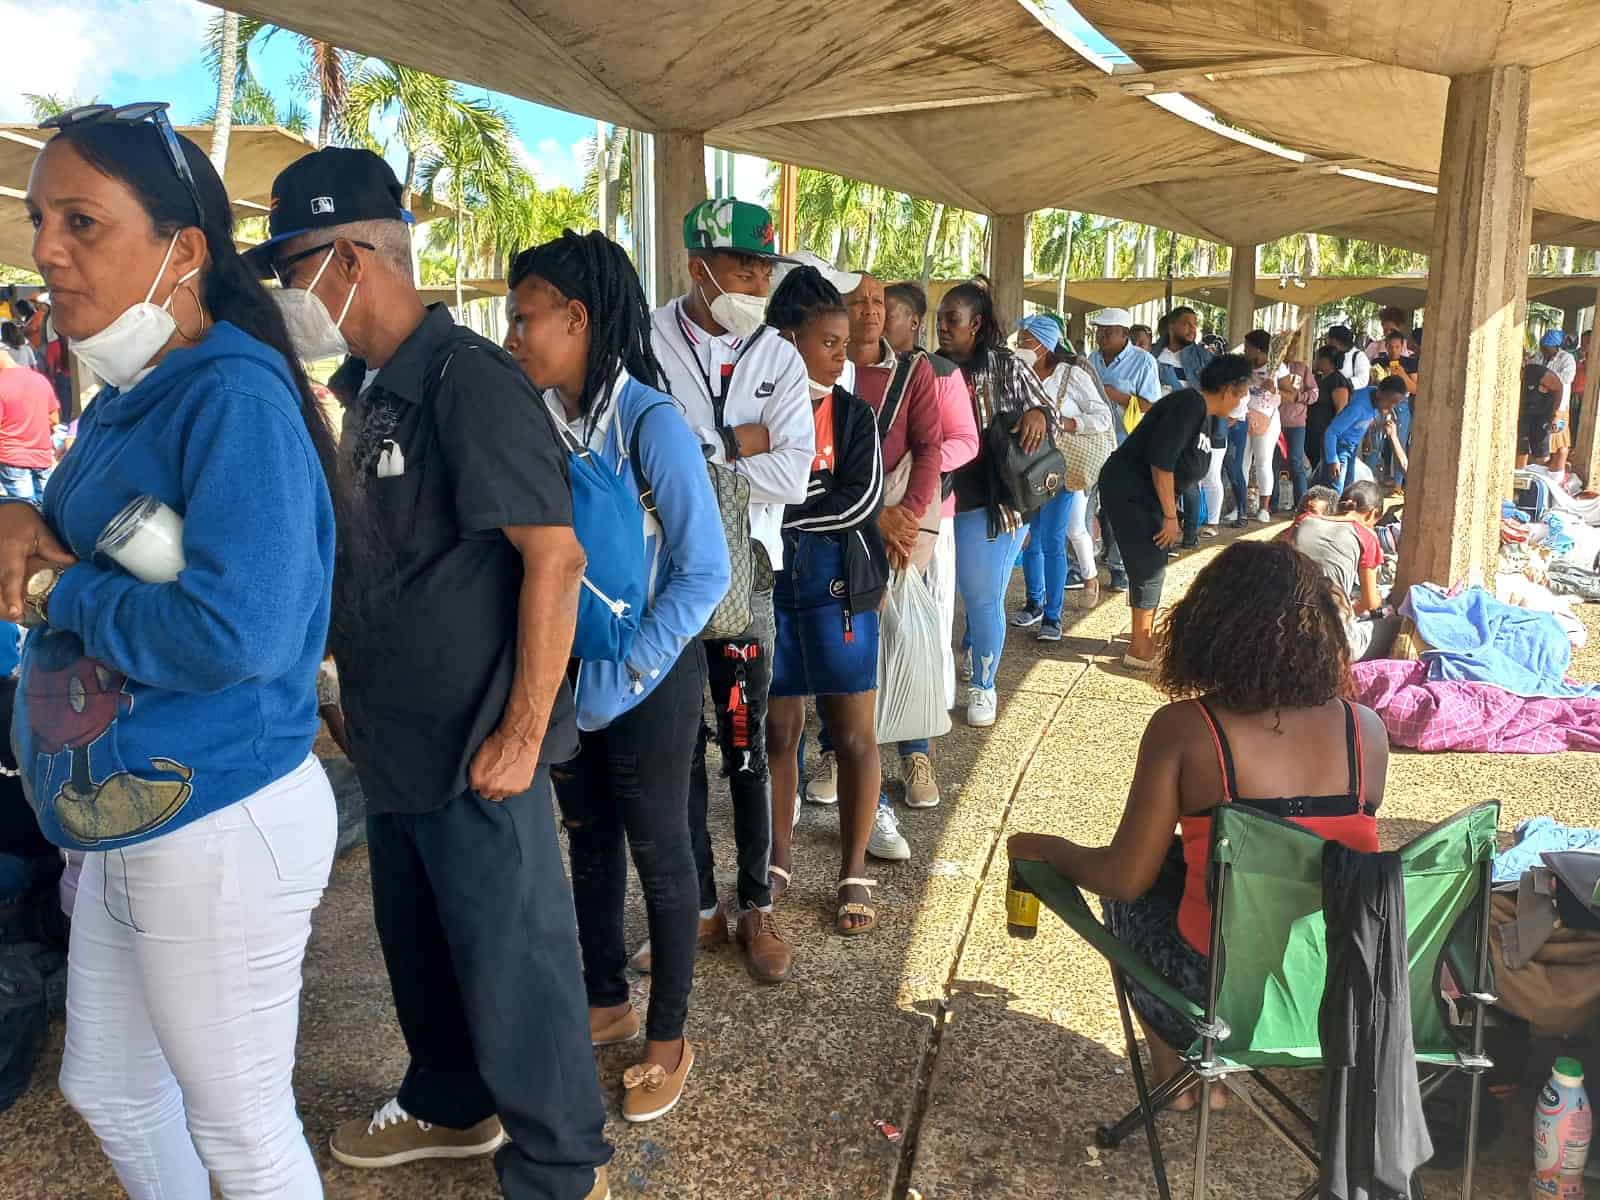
[764,267,889,937]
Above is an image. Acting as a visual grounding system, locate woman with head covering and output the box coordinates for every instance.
[12,102,342,1197]
[1012,313,1115,636]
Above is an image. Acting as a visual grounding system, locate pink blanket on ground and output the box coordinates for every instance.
[1351,660,1600,753]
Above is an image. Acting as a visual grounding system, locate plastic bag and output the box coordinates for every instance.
[874,569,953,745]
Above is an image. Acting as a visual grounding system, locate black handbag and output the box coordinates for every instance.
[986,411,1065,515]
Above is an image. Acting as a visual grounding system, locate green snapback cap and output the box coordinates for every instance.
[682,198,794,260]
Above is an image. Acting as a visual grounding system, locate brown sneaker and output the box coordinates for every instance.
[629,905,729,973]
[901,752,940,809]
[736,907,793,984]
[591,1005,641,1047]
[583,1166,611,1199]
[622,1040,696,1123]
[330,1098,505,1169]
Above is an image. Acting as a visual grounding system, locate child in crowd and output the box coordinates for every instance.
[1290,481,1399,660]
[762,267,891,937]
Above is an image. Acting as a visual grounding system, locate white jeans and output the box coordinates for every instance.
[1066,491,1096,580]
[927,515,958,710]
[1201,447,1227,526]
[1245,411,1282,506]
[60,757,336,1200]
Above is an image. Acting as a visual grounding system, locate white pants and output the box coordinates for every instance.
[1245,412,1281,507]
[60,757,336,1200]
[1066,491,1096,579]
[1201,448,1226,526]
[927,515,958,710]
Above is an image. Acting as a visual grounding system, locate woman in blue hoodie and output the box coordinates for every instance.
[6,107,340,1197]
[503,230,728,1125]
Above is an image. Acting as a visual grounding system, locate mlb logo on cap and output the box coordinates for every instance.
[311,196,336,215]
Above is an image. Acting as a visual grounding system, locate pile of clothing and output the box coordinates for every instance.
[1352,584,1600,752]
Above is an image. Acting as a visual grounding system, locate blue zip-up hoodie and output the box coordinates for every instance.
[15,322,335,852]
[572,375,730,731]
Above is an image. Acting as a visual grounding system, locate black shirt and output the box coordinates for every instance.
[329,305,578,814]
[1101,387,1212,509]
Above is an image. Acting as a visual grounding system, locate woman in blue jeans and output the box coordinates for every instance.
[935,284,1051,727]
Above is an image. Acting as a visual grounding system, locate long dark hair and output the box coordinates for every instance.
[944,281,1038,411]
[57,123,349,541]
[508,229,663,434]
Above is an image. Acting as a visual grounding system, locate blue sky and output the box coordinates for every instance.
[0,0,1126,197]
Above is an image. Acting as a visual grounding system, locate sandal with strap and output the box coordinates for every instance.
[769,865,792,903]
[835,877,878,937]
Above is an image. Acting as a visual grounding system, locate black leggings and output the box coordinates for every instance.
[555,646,705,1043]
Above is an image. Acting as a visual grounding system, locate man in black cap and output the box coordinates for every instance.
[246,147,612,1200]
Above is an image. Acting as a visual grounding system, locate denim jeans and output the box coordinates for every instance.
[690,587,775,912]
[555,645,704,1043]
[1020,490,1072,622]
[954,509,1025,690]
[0,464,51,505]
[1284,425,1309,506]
[1222,420,1249,518]
[368,771,611,1199]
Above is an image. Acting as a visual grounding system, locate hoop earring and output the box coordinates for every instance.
[173,281,209,343]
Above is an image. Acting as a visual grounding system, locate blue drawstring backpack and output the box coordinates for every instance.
[557,398,669,663]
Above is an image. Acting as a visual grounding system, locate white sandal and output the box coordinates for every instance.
[835,877,878,937]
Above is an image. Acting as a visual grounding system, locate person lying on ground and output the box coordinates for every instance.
[1007,541,1386,1111]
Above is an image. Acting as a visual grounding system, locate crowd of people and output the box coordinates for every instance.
[2,101,1582,1200]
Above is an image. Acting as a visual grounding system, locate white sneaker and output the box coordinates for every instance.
[867,803,911,861]
[958,647,973,683]
[793,793,801,831]
[966,686,997,727]
[804,751,838,804]
[1255,508,1271,523]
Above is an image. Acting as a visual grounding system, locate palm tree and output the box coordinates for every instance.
[416,99,514,313]
[204,14,351,147]
[340,61,461,208]
[195,79,310,137]
[23,93,95,121]
[581,125,631,239]
[208,11,241,174]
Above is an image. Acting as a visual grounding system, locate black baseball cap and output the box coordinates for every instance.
[242,146,414,278]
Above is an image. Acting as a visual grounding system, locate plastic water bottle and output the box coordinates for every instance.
[1533,1057,1592,1199]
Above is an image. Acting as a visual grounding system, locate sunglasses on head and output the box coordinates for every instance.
[40,102,206,228]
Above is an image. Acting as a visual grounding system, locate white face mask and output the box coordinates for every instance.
[807,379,833,399]
[72,233,199,391]
[697,266,767,340]
[274,248,357,362]
[1013,345,1039,370]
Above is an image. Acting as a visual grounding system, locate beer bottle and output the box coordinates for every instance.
[1006,863,1040,940]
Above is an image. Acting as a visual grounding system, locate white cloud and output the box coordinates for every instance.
[0,0,210,122]
[514,135,589,192]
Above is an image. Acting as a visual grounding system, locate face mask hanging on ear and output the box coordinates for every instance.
[71,233,200,391]
[698,266,767,340]
[274,248,358,363]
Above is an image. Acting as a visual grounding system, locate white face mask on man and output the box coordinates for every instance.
[697,265,767,340]
[71,232,200,391]
[274,248,358,362]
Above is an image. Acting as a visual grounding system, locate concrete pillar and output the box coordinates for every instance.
[990,213,1027,330]
[1228,244,1256,348]
[1563,306,1581,336]
[1573,285,1600,486]
[652,131,707,303]
[1396,67,1532,593]
[1066,309,1087,350]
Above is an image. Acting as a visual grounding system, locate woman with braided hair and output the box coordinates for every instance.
[1007,541,1386,1111]
[504,228,730,1123]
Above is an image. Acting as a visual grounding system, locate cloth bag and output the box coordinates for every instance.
[882,454,941,572]
[699,463,769,639]
[874,569,952,745]
[986,413,1066,516]
[1062,426,1115,493]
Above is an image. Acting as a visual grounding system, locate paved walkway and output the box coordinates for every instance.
[5,524,1595,1199]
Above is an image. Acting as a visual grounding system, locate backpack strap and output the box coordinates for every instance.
[626,399,677,517]
[876,347,922,441]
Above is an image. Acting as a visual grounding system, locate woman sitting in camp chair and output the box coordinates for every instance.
[1008,541,1387,1110]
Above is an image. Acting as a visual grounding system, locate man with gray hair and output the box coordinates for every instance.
[245,147,612,1200]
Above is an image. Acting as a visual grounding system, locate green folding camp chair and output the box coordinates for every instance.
[1012,799,1499,1200]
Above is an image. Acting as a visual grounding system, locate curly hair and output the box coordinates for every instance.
[1156,541,1350,713]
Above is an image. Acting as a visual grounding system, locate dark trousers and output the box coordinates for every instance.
[1180,481,1202,543]
[367,773,610,1200]
[689,587,775,913]
[555,647,704,1043]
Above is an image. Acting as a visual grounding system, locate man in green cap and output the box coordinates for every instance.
[647,198,812,985]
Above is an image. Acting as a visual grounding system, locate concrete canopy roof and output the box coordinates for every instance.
[224,0,1600,252]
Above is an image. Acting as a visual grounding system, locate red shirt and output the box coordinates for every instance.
[0,365,58,470]
[811,393,836,473]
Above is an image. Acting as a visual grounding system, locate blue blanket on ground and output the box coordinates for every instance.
[1492,816,1600,885]
[1403,584,1600,699]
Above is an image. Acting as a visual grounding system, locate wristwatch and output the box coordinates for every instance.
[22,565,64,628]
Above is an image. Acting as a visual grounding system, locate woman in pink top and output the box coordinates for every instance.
[0,345,60,503]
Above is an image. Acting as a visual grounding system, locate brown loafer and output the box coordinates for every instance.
[622,1041,696,1123]
[629,905,729,974]
[590,1006,641,1047]
[583,1166,611,1200]
[736,907,792,984]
